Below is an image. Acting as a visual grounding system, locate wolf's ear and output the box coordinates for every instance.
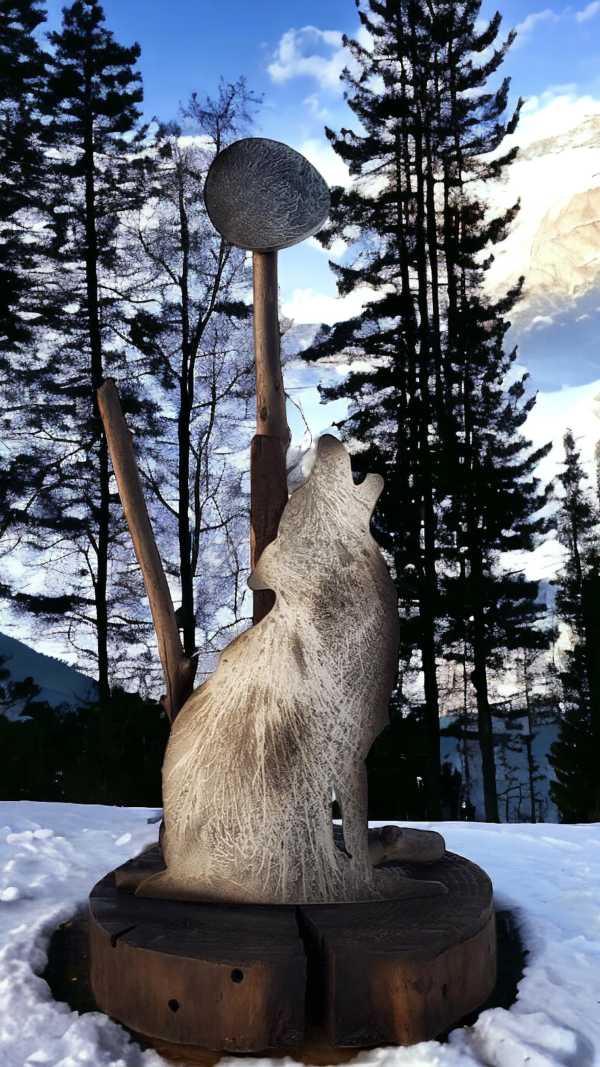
[354,473,384,516]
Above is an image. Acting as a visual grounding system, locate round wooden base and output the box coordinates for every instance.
[89,846,496,1053]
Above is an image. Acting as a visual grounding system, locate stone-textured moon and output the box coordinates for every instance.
[136,436,446,904]
[204,137,330,252]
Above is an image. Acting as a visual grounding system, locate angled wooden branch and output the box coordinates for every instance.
[97,379,196,722]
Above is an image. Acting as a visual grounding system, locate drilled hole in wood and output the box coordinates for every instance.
[168,999,179,1012]
[109,924,136,948]
[231,968,244,983]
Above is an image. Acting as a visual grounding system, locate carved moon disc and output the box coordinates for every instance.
[204,137,330,252]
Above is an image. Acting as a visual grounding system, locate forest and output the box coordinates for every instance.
[0,0,598,825]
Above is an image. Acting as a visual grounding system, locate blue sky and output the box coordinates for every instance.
[40,1,600,126]
[40,0,600,403]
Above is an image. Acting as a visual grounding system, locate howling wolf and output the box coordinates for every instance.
[136,435,446,904]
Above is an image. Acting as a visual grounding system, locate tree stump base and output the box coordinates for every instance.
[89,845,496,1053]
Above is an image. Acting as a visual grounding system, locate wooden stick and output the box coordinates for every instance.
[97,379,196,722]
[251,251,290,624]
[253,251,289,446]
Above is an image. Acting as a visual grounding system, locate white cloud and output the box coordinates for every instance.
[524,378,600,493]
[294,136,351,189]
[306,235,348,258]
[576,1,600,21]
[526,315,555,330]
[267,26,349,92]
[281,286,383,326]
[302,93,329,121]
[515,90,600,145]
[514,9,557,44]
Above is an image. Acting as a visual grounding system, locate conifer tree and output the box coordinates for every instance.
[549,430,600,822]
[303,0,549,819]
[0,0,47,356]
[0,1,50,545]
[4,0,151,697]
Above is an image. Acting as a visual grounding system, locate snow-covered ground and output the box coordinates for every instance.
[0,803,598,1067]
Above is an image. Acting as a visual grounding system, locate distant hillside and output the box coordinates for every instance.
[0,632,97,720]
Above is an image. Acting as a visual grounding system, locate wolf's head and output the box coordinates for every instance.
[248,434,385,603]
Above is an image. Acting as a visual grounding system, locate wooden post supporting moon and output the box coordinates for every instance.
[251,250,289,622]
[204,137,330,624]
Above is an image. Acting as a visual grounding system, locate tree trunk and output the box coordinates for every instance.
[470,599,500,823]
[84,64,110,702]
[413,99,441,818]
[582,573,600,819]
[176,181,197,659]
[251,251,289,624]
[523,656,537,824]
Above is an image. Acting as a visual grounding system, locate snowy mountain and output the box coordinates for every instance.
[0,632,97,720]
[486,107,600,318]
[483,103,600,399]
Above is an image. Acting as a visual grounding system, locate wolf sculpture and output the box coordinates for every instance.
[136,435,446,903]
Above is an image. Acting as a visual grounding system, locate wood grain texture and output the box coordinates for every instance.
[252,255,289,444]
[250,252,289,624]
[89,870,305,1052]
[250,434,288,624]
[136,435,446,904]
[90,849,495,1052]
[299,851,496,1047]
[204,138,330,253]
[97,379,195,721]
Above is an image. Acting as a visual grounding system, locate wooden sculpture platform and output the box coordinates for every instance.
[89,844,496,1053]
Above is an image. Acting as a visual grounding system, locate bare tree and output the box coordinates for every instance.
[121,79,261,679]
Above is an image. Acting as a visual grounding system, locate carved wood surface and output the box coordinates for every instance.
[250,433,288,624]
[89,869,305,1052]
[299,851,495,1047]
[136,436,446,904]
[90,849,495,1051]
[203,137,330,253]
[97,379,196,721]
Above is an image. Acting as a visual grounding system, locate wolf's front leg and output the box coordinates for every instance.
[334,763,372,876]
[335,763,448,901]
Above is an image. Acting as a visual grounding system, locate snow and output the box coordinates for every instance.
[0,803,599,1067]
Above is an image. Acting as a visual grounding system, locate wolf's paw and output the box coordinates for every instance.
[373,866,448,900]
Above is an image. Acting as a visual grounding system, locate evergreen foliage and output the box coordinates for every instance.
[0,0,48,356]
[3,0,157,695]
[0,1,50,549]
[0,655,168,804]
[549,430,600,822]
[367,695,466,819]
[302,0,550,820]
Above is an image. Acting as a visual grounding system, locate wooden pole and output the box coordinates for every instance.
[253,251,288,442]
[251,251,289,624]
[97,379,196,723]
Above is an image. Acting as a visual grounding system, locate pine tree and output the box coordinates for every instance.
[302,0,550,820]
[549,430,600,822]
[442,367,551,821]
[3,0,152,696]
[0,1,50,547]
[0,0,47,356]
